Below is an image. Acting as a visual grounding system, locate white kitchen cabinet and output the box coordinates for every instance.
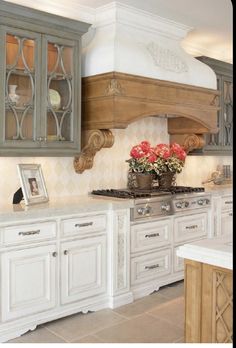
[173,246,184,273]
[131,218,171,253]
[1,244,57,322]
[212,192,233,236]
[0,209,110,342]
[61,214,107,237]
[60,235,107,305]
[174,212,208,244]
[220,194,233,235]
[221,211,233,235]
[1,221,56,246]
[131,248,171,286]
[130,217,173,299]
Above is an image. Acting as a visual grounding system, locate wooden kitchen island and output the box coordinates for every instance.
[177,234,232,343]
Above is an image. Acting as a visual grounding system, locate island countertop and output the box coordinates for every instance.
[177,234,232,270]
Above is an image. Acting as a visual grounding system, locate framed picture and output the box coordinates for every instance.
[17,164,49,205]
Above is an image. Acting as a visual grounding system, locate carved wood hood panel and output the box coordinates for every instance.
[82,72,219,132]
[74,71,220,173]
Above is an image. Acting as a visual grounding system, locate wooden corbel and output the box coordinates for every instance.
[169,133,205,153]
[74,129,114,173]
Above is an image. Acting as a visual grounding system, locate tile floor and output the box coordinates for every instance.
[8,280,184,344]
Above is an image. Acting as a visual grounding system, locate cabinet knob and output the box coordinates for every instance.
[64,250,68,255]
[52,252,57,257]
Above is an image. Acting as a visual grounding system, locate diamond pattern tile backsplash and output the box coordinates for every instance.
[0,117,232,205]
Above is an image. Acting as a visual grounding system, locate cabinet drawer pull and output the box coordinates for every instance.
[75,222,93,228]
[145,264,160,270]
[18,229,40,236]
[145,233,160,238]
[225,201,233,204]
[52,252,57,257]
[185,225,198,229]
[64,250,68,255]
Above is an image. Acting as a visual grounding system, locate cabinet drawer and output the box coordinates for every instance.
[131,248,171,286]
[61,214,107,237]
[131,219,171,253]
[1,221,56,246]
[221,195,233,212]
[174,212,208,244]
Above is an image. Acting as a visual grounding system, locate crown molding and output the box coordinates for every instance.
[3,0,95,23]
[3,0,193,40]
[94,2,192,40]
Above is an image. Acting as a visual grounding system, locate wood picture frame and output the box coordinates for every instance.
[17,164,49,205]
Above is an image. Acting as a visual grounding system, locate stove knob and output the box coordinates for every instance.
[184,201,189,208]
[144,206,152,214]
[198,199,204,205]
[137,208,145,215]
[205,199,210,204]
[175,202,182,209]
[161,204,171,212]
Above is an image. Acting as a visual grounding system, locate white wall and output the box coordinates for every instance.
[0,117,232,206]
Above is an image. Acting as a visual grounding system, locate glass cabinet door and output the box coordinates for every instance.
[42,36,79,149]
[3,29,41,146]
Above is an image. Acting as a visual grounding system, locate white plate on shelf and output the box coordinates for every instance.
[49,89,61,110]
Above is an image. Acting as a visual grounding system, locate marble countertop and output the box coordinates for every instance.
[203,183,233,195]
[0,195,134,223]
[177,234,232,270]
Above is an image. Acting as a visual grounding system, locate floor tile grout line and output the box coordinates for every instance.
[65,312,157,342]
[43,325,70,343]
[44,314,130,343]
[146,312,184,331]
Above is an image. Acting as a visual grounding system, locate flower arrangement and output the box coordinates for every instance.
[127,140,186,176]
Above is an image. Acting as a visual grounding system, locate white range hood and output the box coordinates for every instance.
[82,2,217,89]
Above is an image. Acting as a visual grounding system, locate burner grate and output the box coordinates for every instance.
[91,186,205,199]
[91,189,151,199]
[160,186,205,194]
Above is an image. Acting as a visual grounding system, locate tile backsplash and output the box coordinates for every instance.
[0,117,232,205]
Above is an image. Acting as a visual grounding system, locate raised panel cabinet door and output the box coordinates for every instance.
[0,244,57,321]
[40,35,80,151]
[221,211,233,235]
[0,26,42,151]
[60,235,107,305]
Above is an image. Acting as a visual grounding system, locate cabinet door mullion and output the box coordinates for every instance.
[40,34,80,151]
[1,26,42,150]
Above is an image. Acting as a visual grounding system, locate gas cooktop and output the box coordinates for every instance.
[91,186,205,199]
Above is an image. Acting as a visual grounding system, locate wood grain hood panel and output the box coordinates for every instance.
[74,72,220,173]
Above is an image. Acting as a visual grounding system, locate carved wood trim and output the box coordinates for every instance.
[77,71,220,172]
[169,134,205,153]
[74,129,114,173]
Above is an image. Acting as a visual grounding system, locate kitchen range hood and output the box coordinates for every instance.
[74,3,219,173]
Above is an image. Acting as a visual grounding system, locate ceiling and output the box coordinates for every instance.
[4,0,233,63]
[75,0,233,63]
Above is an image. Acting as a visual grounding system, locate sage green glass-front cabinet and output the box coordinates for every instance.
[189,56,233,156]
[0,0,90,156]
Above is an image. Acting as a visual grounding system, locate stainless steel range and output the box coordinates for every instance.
[91,186,211,220]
